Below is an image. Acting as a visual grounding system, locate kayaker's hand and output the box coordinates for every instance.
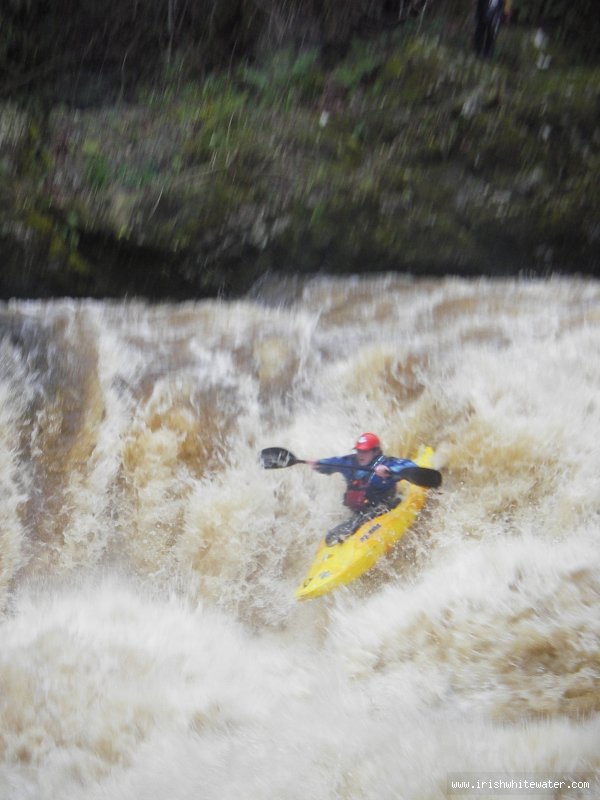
[374,464,391,478]
[307,459,319,469]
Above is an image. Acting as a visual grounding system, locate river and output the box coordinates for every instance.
[0,275,598,799]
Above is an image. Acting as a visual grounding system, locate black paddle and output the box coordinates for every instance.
[260,447,442,489]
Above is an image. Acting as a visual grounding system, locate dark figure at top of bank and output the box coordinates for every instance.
[474,0,505,59]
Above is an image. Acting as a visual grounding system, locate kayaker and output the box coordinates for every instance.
[307,433,420,546]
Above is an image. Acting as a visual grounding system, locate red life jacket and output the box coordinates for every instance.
[343,455,393,510]
[343,474,371,510]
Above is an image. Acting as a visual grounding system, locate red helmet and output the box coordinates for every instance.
[355,433,381,451]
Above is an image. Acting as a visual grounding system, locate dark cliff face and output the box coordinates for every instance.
[1,6,599,299]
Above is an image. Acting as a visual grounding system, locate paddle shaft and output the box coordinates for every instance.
[260,447,441,488]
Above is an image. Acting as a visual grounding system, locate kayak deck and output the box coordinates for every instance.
[295,446,435,600]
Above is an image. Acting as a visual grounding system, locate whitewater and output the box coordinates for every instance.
[0,275,598,799]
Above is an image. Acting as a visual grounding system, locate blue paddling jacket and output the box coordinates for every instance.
[315,454,418,510]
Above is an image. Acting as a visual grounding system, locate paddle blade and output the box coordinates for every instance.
[260,447,303,469]
[398,466,442,489]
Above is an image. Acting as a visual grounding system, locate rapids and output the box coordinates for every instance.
[0,276,599,799]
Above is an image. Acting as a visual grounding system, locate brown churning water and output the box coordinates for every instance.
[0,276,599,799]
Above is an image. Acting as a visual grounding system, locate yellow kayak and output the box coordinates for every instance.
[295,446,436,600]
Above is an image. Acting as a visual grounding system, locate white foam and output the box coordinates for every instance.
[1,278,599,798]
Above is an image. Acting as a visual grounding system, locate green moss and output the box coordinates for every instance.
[26,210,54,235]
[84,152,112,190]
[382,54,405,81]
[49,233,67,257]
[460,111,537,173]
[24,205,89,276]
[66,250,89,275]
[238,48,324,106]
[15,119,54,178]
[332,39,384,91]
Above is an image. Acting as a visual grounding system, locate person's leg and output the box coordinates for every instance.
[325,503,394,546]
[474,19,486,56]
[483,21,498,58]
[325,516,360,546]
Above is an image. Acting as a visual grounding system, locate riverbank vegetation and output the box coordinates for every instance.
[1,1,599,297]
